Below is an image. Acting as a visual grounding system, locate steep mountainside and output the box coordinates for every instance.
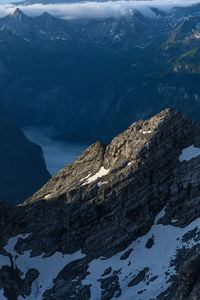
[2,109,200,299]
[1,5,200,143]
[0,106,50,205]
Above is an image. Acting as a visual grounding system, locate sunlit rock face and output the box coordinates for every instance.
[1,109,200,299]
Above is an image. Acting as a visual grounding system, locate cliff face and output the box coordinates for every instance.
[0,106,50,205]
[1,108,200,299]
[20,109,194,257]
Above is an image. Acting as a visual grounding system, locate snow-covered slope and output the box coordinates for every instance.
[1,234,85,300]
[1,206,200,300]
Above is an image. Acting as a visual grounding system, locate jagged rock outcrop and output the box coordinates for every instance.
[172,253,200,300]
[0,106,50,205]
[18,109,194,258]
[2,108,200,299]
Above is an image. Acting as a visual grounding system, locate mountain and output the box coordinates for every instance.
[173,47,200,73]
[0,8,162,143]
[1,6,200,144]
[0,105,50,205]
[0,6,193,144]
[1,109,200,299]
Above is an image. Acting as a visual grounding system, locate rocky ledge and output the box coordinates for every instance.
[1,108,200,299]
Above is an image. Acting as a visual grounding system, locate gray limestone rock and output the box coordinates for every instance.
[1,108,200,299]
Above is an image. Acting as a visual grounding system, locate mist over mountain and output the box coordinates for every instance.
[1,0,200,19]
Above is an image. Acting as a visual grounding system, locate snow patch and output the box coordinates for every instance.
[0,254,10,269]
[80,172,92,182]
[171,218,178,224]
[3,233,85,300]
[0,289,6,300]
[154,206,166,224]
[4,233,31,254]
[82,167,110,185]
[179,145,200,162]
[140,129,152,134]
[44,194,54,200]
[82,208,200,300]
[17,250,85,300]
[98,181,108,187]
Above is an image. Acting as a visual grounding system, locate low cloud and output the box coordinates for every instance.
[0,0,200,20]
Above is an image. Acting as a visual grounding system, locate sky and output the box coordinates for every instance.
[0,0,200,19]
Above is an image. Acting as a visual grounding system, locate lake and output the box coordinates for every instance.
[23,127,88,176]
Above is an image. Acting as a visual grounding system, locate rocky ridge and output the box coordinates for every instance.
[1,109,200,299]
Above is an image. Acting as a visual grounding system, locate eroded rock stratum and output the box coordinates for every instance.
[1,108,200,299]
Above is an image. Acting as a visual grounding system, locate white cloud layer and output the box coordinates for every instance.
[0,0,200,20]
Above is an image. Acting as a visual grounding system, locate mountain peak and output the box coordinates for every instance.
[1,109,200,299]
[10,8,24,19]
[39,11,55,19]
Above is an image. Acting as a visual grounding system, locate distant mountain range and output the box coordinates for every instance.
[0,5,200,143]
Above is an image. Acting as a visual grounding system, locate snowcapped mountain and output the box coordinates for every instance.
[1,109,200,299]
